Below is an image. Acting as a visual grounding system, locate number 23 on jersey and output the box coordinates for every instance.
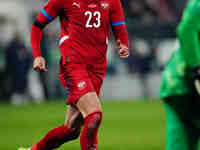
[85,11,101,28]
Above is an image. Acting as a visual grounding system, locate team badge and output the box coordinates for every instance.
[101,2,109,9]
[77,81,86,90]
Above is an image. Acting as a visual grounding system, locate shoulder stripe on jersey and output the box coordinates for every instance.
[112,21,125,26]
[41,9,54,21]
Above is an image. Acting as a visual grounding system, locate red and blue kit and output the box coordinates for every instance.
[31,0,129,104]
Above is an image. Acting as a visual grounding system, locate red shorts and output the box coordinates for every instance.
[59,56,106,105]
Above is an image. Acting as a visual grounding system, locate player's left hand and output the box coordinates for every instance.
[33,56,48,72]
[116,40,129,59]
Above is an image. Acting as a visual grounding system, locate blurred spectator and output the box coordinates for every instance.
[0,45,9,101]
[127,0,177,24]
[5,32,31,105]
[0,17,9,101]
[126,39,155,97]
[38,31,51,99]
[145,0,177,23]
[107,39,117,76]
[168,0,187,19]
[127,0,158,24]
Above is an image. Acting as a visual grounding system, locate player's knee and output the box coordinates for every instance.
[67,126,81,140]
[51,126,81,149]
[48,125,81,149]
[86,112,103,135]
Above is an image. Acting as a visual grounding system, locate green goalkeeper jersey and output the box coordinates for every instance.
[160,0,200,98]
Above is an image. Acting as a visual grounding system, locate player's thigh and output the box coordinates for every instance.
[76,92,102,118]
[163,97,199,150]
[64,104,84,128]
[76,71,104,118]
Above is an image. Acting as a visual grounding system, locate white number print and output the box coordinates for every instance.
[85,11,101,28]
[85,11,93,28]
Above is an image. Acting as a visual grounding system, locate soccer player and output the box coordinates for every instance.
[19,0,129,150]
[160,0,200,149]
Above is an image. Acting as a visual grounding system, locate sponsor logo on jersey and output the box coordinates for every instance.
[77,81,86,90]
[88,4,97,8]
[72,2,81,8]
[101,2,109,9]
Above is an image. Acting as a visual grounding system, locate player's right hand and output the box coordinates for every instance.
[33,56,48,72]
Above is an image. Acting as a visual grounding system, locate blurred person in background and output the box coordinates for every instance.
[127,0,177,24]
[0,16,9,101]
[168,0,187,20]
[106,39,118,76]
[37,31,51,99]
[126,39,155,98]
[145,0,177,23]
[5,32,31,105]
[0,44,10,101]
[126,0,178,40]
[127,0,156,24]
[159,0,200,149]
[19,0,129,150]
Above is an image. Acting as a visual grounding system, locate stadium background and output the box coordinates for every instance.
[0,0,190,150]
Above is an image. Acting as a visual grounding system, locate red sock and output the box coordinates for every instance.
[80,111,103,150]
[31,125,80,150]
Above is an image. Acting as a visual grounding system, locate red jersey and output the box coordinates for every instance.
[31,0,128,64]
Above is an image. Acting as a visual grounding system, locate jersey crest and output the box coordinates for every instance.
[101,2,109,9]
[77,81,86,90]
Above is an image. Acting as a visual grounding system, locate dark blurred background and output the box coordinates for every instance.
[0,0,187,105]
